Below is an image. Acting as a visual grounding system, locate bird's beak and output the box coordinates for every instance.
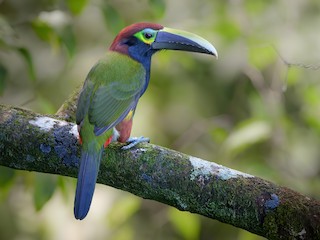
[152,27,218,58]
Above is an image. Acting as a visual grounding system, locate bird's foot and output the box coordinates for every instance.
[121,136,150,150]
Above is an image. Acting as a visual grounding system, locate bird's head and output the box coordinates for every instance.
[110,22,218,67]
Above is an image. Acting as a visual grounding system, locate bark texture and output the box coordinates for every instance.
[0,104,319,239]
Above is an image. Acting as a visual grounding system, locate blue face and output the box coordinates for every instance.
[124,28,159,71]
[120,28,160,97]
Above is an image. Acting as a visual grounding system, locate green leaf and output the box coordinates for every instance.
[301,87,320,133]
[34,173,57,211]
[303,86,320,106]
[168,207,201,240]
[32,19,61,53]
[0,166,15,187]
[248,45,277,69]
[0,15,16,47]
[149,0,166,18]
[244,0,272,15]
[214,19,241,42]
[210,127,228,143]
[101,4,126,35]
[286,67,302,86]
[108,195,141,227]
[112,225,134,240]
[15,47,36,82]
[31,19,55,42]
[36,95,57,114]
[57,176,69,201]
[223,119,272,154]
[58,25,76,58]
[0,64,7,95]
[32,16,76,58]
[67,0,88,15]
[238,228,265,240]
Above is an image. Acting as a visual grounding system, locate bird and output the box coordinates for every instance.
[74,22,218,220]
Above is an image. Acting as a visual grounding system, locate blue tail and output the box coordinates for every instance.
[74,147,103,220]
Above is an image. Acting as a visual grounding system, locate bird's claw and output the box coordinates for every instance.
[121,136,150,150]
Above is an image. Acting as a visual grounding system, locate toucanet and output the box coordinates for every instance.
[74,22,218,220]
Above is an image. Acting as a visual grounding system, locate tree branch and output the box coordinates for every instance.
[0,104,319,239]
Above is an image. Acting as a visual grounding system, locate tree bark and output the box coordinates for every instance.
[0,104,319,240]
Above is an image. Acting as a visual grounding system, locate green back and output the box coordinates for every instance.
[76,51,146,137]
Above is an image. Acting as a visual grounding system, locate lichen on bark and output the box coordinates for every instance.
[0,104,319,240]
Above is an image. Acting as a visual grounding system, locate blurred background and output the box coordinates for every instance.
[1,0,320,239]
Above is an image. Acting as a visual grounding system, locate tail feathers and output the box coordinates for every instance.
[74,147,103,220]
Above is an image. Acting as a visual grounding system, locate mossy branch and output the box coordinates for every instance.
[0,103,319,240]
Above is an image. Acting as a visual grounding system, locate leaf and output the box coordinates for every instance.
[210,127,228,143]
[108,195,141,227]
[248,45,277,69]
[101,4,126,35]
[34,173,57,211]
[15,47,36,82]
[0,166,15,187]
[31,19,55,42]
[149,0,166,18]
[286,67,302,86]
[112,225,134,240]
[301,87,320,133]
[57,176,69,201]
[31,18,61,52]
[238,228,264,240]
[67,0,88,15]
[58,25,76,58]
[0,15,17,47]
[244,0,272,15]
[168,207,201,240]
[36,94,57,114]
[32,14,76,58]
[0,64,7,95]
[223,120,271,154]
[214,19,241,42]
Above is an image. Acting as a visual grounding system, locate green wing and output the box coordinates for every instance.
[76,52,146,134]
[76,79,94,125]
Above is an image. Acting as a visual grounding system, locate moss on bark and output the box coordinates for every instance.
[0,104,319,239]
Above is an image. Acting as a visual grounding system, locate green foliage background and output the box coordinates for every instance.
[1,0,320,239]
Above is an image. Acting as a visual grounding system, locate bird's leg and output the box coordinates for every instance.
[115,114,150,149]
[121,136,150,150]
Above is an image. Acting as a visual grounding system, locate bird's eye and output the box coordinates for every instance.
[134,29,156,44]
[144,32,153,39]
